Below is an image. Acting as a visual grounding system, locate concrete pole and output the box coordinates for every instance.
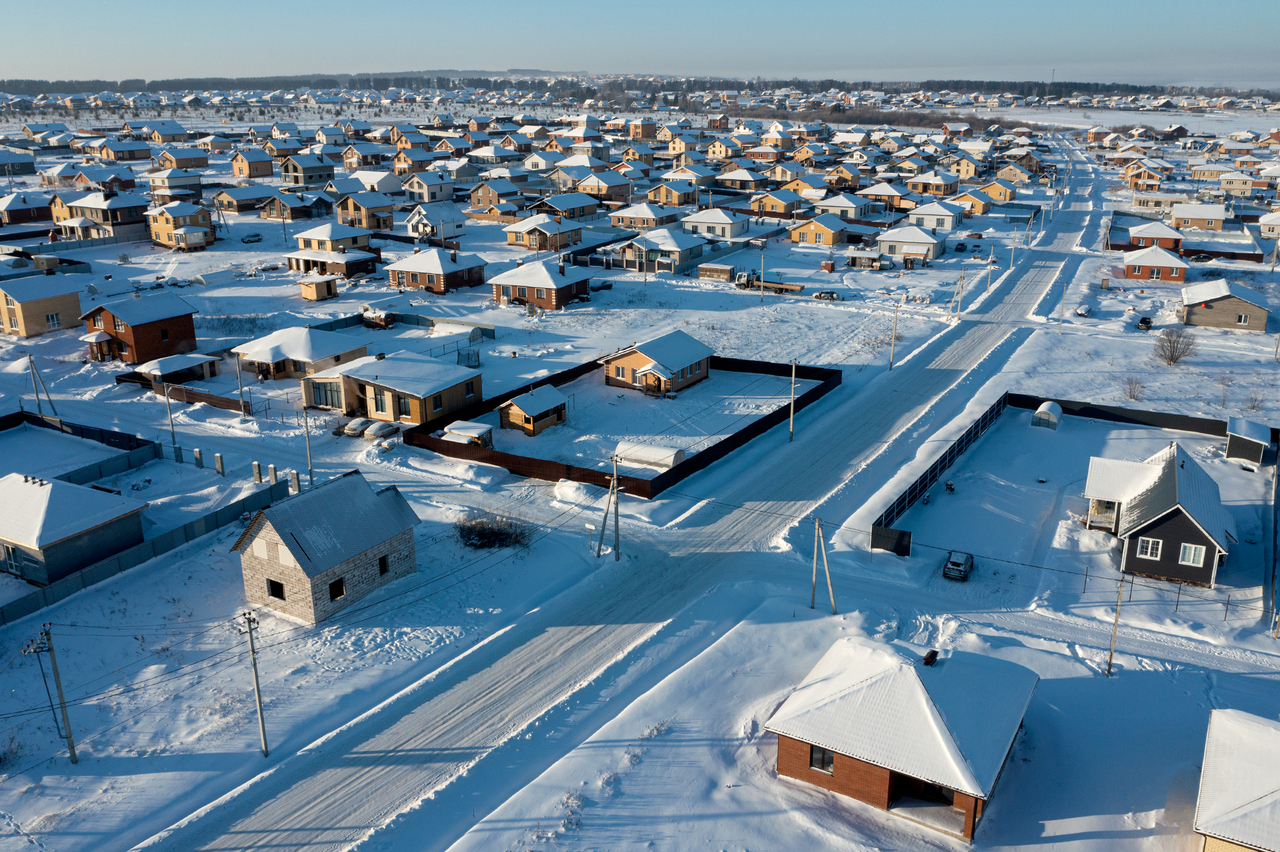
[162,382,178,458]
[612,454,621,562]
[788,360,796,442]
[28,355,43,417]
[244,613,268,757]
[888,302,899,370]
[44,627,77,764]
[302,406,314,487]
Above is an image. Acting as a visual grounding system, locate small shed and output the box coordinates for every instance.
[1031,401,1062,430]
[300,275,341,301]
[1226,416,1270,464]
[615,440,685,469]
[135,352,220,384]
[499,385,568,436]
[442,420,494,448]
[847,250,883,269]
[698,262,735,282]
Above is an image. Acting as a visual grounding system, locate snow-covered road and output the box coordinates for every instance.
[119,139,1128,852]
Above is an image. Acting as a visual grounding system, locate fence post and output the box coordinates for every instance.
[1224,595,1230,622]
[253,461,262,483]
[193,448,203,469]
[289,470,301,493]
[268,464,278,485]
[215,453,224,476]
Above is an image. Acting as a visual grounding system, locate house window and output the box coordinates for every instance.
[432,394,443,412]
[535,288,546,299]
[373,390,386,413]
[1237,314,1250,325]
[329,578,345,601]
[119,341,129,355]
[45,313,61,330]
[815,233,824,244]
[517,287,527,298]
[114,317,125,331]
[1206,220,1215,227]
[266,579,285,600]
[1137,537,1162,560]
[379,555,389,575]
[160,328,169,342]
[312,381,340,408]
[397,395,411,417]
[465,380,475,398]
[614,365,626,380]
[809,745,835,774]
[1179,543,1206,567]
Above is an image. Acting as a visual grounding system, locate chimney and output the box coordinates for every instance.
[450,250,457,263]
[922,649,939,666]
[558,261,565,276]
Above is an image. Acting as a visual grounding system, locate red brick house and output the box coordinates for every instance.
[490,260,590,311]
[1126,221,1183,251]
[1122,245,1188,281]
[766,638,1038,844]
[80,293,198,364]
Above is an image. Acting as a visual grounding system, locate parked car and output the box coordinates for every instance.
[1188,253,1213,263]
[240,232,263,244]
[942,551,974,581]
[1075,304,1091,317]
[1137,316,1153,331]
[342,417,375,437]
[814,290,844,301]
[966,232,983,240]
[954,242,967,252]
[364,421,400,440]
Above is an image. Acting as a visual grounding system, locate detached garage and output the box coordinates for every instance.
[1180,279,1270,331]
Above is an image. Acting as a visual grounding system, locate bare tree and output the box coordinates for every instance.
[1123,375,1145,401]
[1154,327,1198,366]
[1244,389,1266,412]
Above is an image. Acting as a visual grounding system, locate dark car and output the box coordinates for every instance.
[1188,253,1213,262]
[1137,316,1153,331]
[942,551,974,581]
[954,242,967,252]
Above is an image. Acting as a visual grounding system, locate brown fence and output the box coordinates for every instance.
[162,382,250,416]
[404,356,842,500]
[465,211,523,224]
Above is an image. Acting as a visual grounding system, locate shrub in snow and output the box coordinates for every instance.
[1154,327,1197,366]
[455,513,532,549]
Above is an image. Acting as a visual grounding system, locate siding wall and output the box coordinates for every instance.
[1182,296,1268,331]
[1123,508,1219,586]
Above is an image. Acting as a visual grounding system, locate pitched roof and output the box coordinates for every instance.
[1181,279,1268,310]
[1122,245,1188,269]
[489,259,591,289]
[765,638,1038,798]
[0,473,146,548]
[1195,709,1280,852]
[1128,221,1183,239]
[235,471,417,578]
[385,248,485,274]
[232,327,366,363]
[1226,416,1270,446]
[0,276,83,303]
[81,293,197,325]
[330,350,480,400]
[293,222,370,242]
[606,329,713,371]
[500,385,568,417]
[878,225,942,245]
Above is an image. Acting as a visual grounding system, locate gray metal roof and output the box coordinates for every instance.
[239,471,418,578]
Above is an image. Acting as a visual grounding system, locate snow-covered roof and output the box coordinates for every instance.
[489,259,591,289]
[331,350,480,400]
[607,329,714,372]
[681,207,749,225]
[232,327,366,364]
[1181,279,1267,309]
[0,276,83,303]
[68,191,147,210]
[501,385,568,416]
[134,352,220,376]
[878,225,941,245]
[1086,443,1236,547]
[792,213,850,232]
[765,637,1038,799]
[1194,709,1280,852]
[1122,245,1187,269]
[235,471,417,578]
[385,248,485,274]
[1227,416,1270,446]
[625,228,706,253]
[612,203,673,220]
[443,420,492,439]
[81,293,197,325]
[293,222,371,242]
[1171,203,1226,219]
[1128,221,1183,239]
[911,201,963,217]
[0,473,146,549]
[503,213,579,235]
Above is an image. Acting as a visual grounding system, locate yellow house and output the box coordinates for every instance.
[599,330,714,396]
[789,214,848,246]
[303,350,481,426]
[1,276,82,338]
[145,201,215,251]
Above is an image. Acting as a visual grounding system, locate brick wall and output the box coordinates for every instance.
[240,521,416,624]
[776,734,892,809]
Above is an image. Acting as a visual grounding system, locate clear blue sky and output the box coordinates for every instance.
[4,0,1277,88]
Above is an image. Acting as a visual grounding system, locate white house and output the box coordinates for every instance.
[876,225,944,260]
[909,201,964,232]
[406,202,466,241]
[681,207,750,239]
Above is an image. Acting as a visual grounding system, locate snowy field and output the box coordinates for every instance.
[482,370,819,476]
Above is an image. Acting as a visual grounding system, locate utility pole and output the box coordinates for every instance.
[1106,574,1125,677]
[1058,273,1067,334]
[888,301,899,370]
[788,360,796,442]
[810,518,836,615]
[28,355,43,416]
[612,454,621,563]
[951,270,966,320]
[162,382,178,457]
[760,238,766,303]
[235,357,246,416]
[301,405,314,487]
[244,612,268,757]
[44,626,77,764]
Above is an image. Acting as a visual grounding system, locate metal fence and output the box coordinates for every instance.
[0,411,155,452]
[872,392,1010,531]
[0,481,291,627]
[57,443,161,485]
[404,356,842,500]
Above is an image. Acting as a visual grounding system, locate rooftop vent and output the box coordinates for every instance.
[922,649,939,667]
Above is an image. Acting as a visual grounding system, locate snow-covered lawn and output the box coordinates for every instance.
[0,424,123,478]
[481,370,819,476]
